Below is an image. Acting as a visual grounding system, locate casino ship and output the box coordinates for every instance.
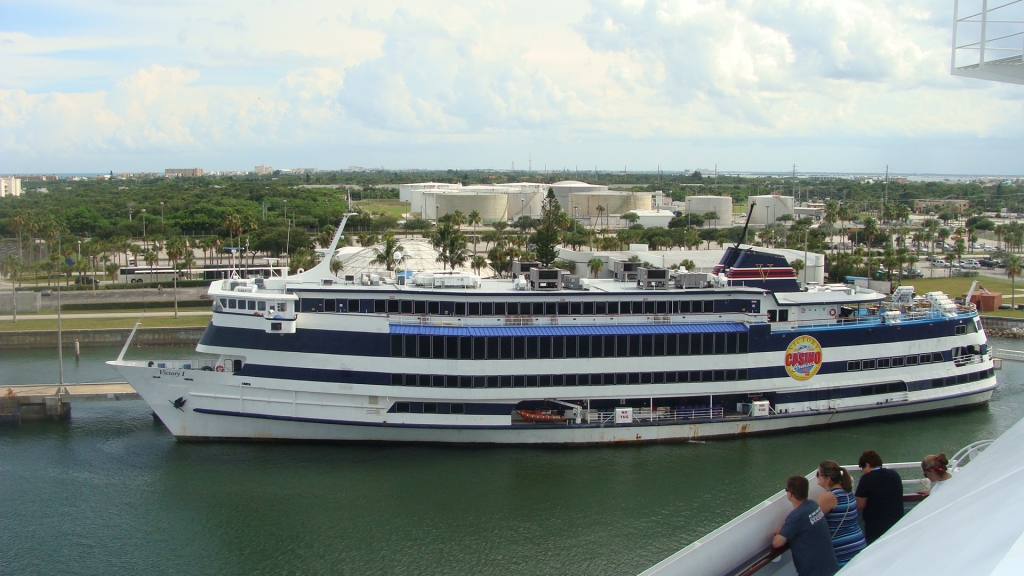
[109,216,996,443]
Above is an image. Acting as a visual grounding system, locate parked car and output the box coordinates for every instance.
[41,289,53,297]
[960,262,981,270]
[903,268,924,278]
[980,259,1000,268]
[73,275,99,285]
[933,261,950,268]
[199,293,213,301]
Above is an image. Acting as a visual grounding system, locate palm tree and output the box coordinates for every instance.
[144,251,158,282]
[371,233,406,271]
[837,205,853,252]
[468,210,482,229]
[595,205,605,230]
[1007,254,1022,310]
[823,201,838,249]
[470,255,487,277]
[862,217,879,277]
[587,257,604,278]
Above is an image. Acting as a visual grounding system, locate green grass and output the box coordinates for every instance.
[0,316,210,332]
[355,199,410,219]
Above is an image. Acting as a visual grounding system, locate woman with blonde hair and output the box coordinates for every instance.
[919,453,953,496]
[816,460,867,566]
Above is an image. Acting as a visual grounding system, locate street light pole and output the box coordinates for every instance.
[160,202,164,225]
[141,209,147,245]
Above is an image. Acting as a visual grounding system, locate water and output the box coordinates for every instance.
[3,341,1024,575]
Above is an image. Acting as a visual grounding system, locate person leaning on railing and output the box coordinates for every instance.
[773,475,840,576]
[815,461,866,567]
[917,453,953,497]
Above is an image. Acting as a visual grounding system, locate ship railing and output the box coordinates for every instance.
[777,307,975,332]
[388,315,757,328]
[953,354,985,367]
[585,407,723,424]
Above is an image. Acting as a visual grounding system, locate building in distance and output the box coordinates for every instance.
[0,176,23,197]
[255,165,273,175]
[165,168,204,177]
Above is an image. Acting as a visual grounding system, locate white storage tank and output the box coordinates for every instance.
[400,182,462,214]
[747,195,795,226]
[550,180,608,209]
[569,192,652,218]
[684,196,732,226]
[432,192,509,223]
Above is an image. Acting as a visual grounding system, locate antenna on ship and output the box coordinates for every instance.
[736,201,756,250]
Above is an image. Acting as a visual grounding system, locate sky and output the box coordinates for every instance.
[1,0,1022,175]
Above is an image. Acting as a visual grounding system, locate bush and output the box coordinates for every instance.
[60,300,211,311]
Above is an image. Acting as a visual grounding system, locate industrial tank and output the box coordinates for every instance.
[747,195,795,226]
[684,196,733,226]
[431,192,508,223]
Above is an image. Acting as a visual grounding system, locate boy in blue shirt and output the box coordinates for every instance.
[773,475,840,576]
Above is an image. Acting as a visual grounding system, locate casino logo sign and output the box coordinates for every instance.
[784,335,823,381]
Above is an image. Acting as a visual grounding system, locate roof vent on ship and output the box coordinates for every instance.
[713,246,800,292]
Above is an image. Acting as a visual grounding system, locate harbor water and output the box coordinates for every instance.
[3,341,1024,575]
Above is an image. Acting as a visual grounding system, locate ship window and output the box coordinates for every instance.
[955,325,967,335]
[778,309,789,321]
[704,301,715,313]
[385,300,397,313]
[726,369,737,381]
[653,372,665,384]
[653,334,666,356]
[482,302,493,315]
[500,337,513,359]
[459,377,472,389]
[603,336,616,358]
[592,301,605,315]
[739,333,749,353]
[431,375,444,387]
[932,378,944,388]
[863,359,876,370]
[391,335,403,357]
[424,403,438,413]
[473,376,485,388]
[270,322,282,331]
[906,355,919,366]
[323,299,335,312]
[848,361,861,371]
[642,335,654,356]
[548,374,561,387]
[487,376,499,388]
[228,299,237,309]
[767,310,777,322]
[644,301,655,314]
[525,375,538,387]
[665,371,677,383]
[562,374,575,386]
[957,374,967,385]
[460,337,472,360]
[418,375,430,387]
[583,301,595,315]
[301,299,321,312]
[920,353,932,364]
[418,335,431,359]
[615,335,628,357]
[715,334,726,355]
[637,372,648,384]
[726,333,738,354]
[246,300,256,310]
[500,375,513,388]
[703,334,715,355]
[689,335,702,355]
[280,302,289,312]
[539,375,551,387]
[565,336,578,358]
[512,375,525,387]
[970,371,980,382]
[451,404,465,414]
[738,369,748,380]
[401,300,413,314]
[447,337,459,359]
[513,337,526,359]
[473,337,485,360]
[616,373,628,385]
[579,336,592,358]
[539,336,552,359]
[577,374,589,386]
[428,301,440,315]
[352,300,364,313]
[432,336,444,359]
[608,302,619,314]
[702,370,714,382]
[468,302,480,316]
[526,337,539,359]
[569,301,581,315]
[358,300,373,313]
[495,302,506,316]
[334,300,347,313]
[878,358,891,369]
[373,300,385,313]
[404,335,417,358]
[396,402,410,413]
[403,374,416,386]
[714,370,726,381]
[455,302,466,316]
[666,334,678,356]
[634,301,646,314]
[892,357,905,367]
[693,301,704,313]
[391,373,402,385]
[679,301,692,313]
[507,303,519,316]
[553,337,565,359]
[487,337,500,360]
[557,302,569,315]
[656,301,667,314]
[932,352,944,363]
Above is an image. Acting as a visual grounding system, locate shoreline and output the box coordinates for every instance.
[0,327,204,349]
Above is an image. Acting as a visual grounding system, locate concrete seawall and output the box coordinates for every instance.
[980,316,1024,339]
[0,327,204,349]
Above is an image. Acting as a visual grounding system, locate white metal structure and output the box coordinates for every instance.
[952,0,1024,85]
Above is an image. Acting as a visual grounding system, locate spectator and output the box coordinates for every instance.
[918,453,953,497]
[773,475,840,576]
[855,450,904,543]
[816,460,866,566]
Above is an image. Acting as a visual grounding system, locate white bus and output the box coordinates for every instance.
[118,266,186,284]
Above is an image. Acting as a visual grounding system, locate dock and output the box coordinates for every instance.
[0,382,139,425]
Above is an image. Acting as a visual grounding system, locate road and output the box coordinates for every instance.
[0,310,212,321]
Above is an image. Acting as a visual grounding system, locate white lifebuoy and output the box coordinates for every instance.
[215,365,225,372]
[829,308,837,317]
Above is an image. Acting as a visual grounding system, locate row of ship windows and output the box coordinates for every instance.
[220,298,291,312]
[931,368,995,388]
[388,369,751,388]
[389,332,750,360]
[847,352,945,371]
[301,298,736,316]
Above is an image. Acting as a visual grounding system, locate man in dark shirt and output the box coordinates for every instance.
[855,449,905,543]
[773,475,840,576]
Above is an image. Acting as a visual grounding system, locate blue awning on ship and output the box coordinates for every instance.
[390,322,748,337]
